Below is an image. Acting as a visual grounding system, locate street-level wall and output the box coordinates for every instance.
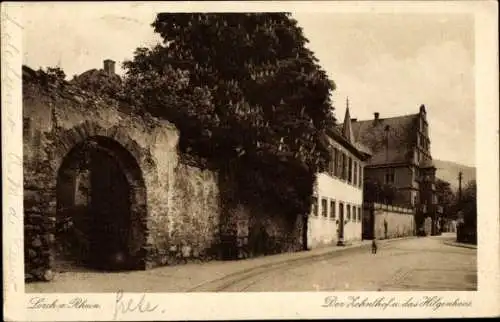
[443,219,457,233]
[23,66,222,279]
[218,174,303,259]
[363,203,415,240]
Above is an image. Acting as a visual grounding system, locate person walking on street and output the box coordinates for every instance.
[371,239,378,254]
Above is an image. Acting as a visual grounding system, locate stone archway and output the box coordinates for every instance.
[54,131,148,272]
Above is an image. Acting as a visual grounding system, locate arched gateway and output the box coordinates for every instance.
[54,125,148,272]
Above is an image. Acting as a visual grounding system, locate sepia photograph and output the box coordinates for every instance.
[2,1,499,320]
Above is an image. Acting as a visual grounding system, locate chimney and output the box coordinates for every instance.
[374,112,380,120]
[103,59,115,76]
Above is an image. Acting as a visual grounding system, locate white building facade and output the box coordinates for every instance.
[307,104,372,248]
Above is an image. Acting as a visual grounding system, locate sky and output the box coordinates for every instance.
[21,4,476,167]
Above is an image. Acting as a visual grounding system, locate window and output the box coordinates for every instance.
[336,149,342,177]
[332,148,336,177]
[330,200,336,219]
[359,165,363,187]
[348,157,353,183]
[329,149,335,175]
[352,207,356,222]
[342,153,347,180]
[321,198,328,217]
[385,168,395,184]
[358,206,362,221]
[346,204,351,221]
[353,161,358,186]
[312,196,318,216]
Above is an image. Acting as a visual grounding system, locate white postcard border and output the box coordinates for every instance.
[2,1,499,321]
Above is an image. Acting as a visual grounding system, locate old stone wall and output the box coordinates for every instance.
[150,160,221,266]
[363,203,416,240]
[221,203,303,258]
[23,68,221,279]
[218,173,303,259]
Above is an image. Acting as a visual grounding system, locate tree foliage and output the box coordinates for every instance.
[34,66,67,89]
[456,180,476,244]
[435,178,456,217]
[71,69,124,99]
[460,180,477,226]
[122,13,337,215]
[363,178,406,207]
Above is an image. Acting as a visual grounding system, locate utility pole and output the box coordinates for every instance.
[458,171,463,203]
[456,171,464,241]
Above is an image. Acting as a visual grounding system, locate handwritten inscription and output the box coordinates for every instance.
[2,7,23,297]
[322,296,473,311]
[113,290,162,320]
[27,297,101,309]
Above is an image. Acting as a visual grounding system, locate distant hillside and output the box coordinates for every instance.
[433,159,476,191]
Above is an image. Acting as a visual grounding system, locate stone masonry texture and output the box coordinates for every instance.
[23,71,222,279]
[23,68,298,281]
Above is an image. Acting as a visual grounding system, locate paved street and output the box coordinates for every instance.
[26,233,476,293]
[203,234,477,292]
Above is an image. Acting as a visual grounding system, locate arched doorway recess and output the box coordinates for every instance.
[55,136,147,271]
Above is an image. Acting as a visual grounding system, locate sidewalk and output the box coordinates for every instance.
[443,240,477,249]
[26,236,417,293]
[436,232,477,249]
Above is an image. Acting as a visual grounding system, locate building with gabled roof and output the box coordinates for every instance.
[340,104,440,235]
[307,99,372,248]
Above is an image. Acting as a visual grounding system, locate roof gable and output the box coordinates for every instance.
[343,114,419,166]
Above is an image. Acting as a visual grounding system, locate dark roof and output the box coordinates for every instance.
[325,127,372,161]
[340,114,419,166]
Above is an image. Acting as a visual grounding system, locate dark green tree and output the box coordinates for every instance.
[456,180,476,244]
[435,178,456,217]
[461,180,477,226]
[71,69,123,99]
[35,66,67,89]
[363,178,407,207]
[122,13,336,215]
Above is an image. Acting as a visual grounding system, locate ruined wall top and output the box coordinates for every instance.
[22,65,171,131]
